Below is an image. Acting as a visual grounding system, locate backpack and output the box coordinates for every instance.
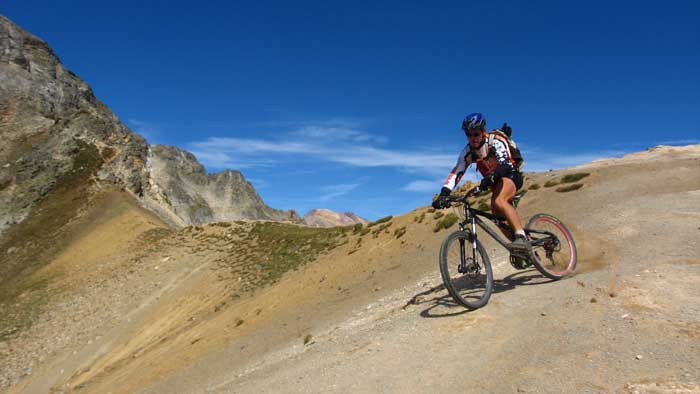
[488,124,524,171]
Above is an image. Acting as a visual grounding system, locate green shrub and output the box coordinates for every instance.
[561,172,590,183]
[352,223,364,234]
[529,183,540,190]
[433,211,444,220]
[544,179,560,188]
[394,226,407,239]
[414,212,426,224]
[433,213,459,232]
[556,183,583,193]
[368,216,393,227]
[371,222,392,237]
[229,222,345,292]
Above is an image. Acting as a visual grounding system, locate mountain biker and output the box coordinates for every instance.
[432,112,529,254]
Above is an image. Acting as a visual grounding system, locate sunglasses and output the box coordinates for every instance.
[466,132,482,138]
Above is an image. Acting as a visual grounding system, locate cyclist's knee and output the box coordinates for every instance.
[493,196,508,210]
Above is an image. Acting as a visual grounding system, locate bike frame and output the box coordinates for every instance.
[454,196,557,272]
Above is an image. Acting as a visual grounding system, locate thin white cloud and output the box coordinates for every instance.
[188,149,279,169]
[319,183,360,202]
[190,122,636,185]
[193,138,313,155]
[189,125,454,174]
[292,125,387,144]
[402,180,439,192]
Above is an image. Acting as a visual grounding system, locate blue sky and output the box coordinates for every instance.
[4,1,699,219]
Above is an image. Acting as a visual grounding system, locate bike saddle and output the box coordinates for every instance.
[511,191,526,208]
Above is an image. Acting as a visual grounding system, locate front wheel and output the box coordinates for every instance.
[525,214,577,280]
[439,231,493,309]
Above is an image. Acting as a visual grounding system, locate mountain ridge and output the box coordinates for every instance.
[0,14,299,239]
[144,144,299,226]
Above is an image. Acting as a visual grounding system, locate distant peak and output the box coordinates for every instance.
[303,208,368,228]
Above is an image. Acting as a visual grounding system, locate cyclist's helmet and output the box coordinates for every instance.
[461,112,486,131]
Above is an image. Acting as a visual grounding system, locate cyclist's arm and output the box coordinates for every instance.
[443,146,470,191]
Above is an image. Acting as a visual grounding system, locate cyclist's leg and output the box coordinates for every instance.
[491,177,523,233]
[490,200,515,241]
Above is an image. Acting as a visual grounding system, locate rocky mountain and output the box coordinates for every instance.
[303,208,367,227]
[0,14,298,243]
[0,15,149,237]
[144,144,298,226]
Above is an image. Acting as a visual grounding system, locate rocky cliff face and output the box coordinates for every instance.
[0,15,298,239]
[0,15,149,238]
[144,144,298,226]
[303,208,368,228]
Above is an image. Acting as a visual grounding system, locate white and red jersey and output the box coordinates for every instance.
[443,136,516,191]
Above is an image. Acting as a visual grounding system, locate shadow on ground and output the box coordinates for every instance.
[404,269,554,318]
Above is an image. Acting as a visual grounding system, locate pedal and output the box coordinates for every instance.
[510,255,530,270]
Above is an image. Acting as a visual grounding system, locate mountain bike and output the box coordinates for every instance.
[438,186,577,309]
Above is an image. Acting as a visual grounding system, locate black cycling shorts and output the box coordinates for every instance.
[502,171,523,190]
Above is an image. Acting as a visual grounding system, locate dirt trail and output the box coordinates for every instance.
[149,146,700,394]
[2,145,699,394]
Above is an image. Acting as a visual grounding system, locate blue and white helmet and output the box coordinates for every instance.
[461,112,486,131]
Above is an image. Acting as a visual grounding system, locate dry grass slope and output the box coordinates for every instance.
[0,141,103,340]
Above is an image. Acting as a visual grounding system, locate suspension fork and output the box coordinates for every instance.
[458,207,471,273]
[459,236,467,272]
[470,215,478,264]
[458,215,478,273]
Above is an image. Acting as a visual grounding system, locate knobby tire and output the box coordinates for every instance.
[526,214,577,280]
[439,231,493,309]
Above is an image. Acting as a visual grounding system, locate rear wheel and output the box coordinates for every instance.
[525,214,577,280]
[439,231,493,309]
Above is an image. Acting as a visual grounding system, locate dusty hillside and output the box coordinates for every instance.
[1,145,698,394]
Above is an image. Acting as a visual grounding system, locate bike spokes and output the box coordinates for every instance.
[439,231,493,309]
[525,214,577,279]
